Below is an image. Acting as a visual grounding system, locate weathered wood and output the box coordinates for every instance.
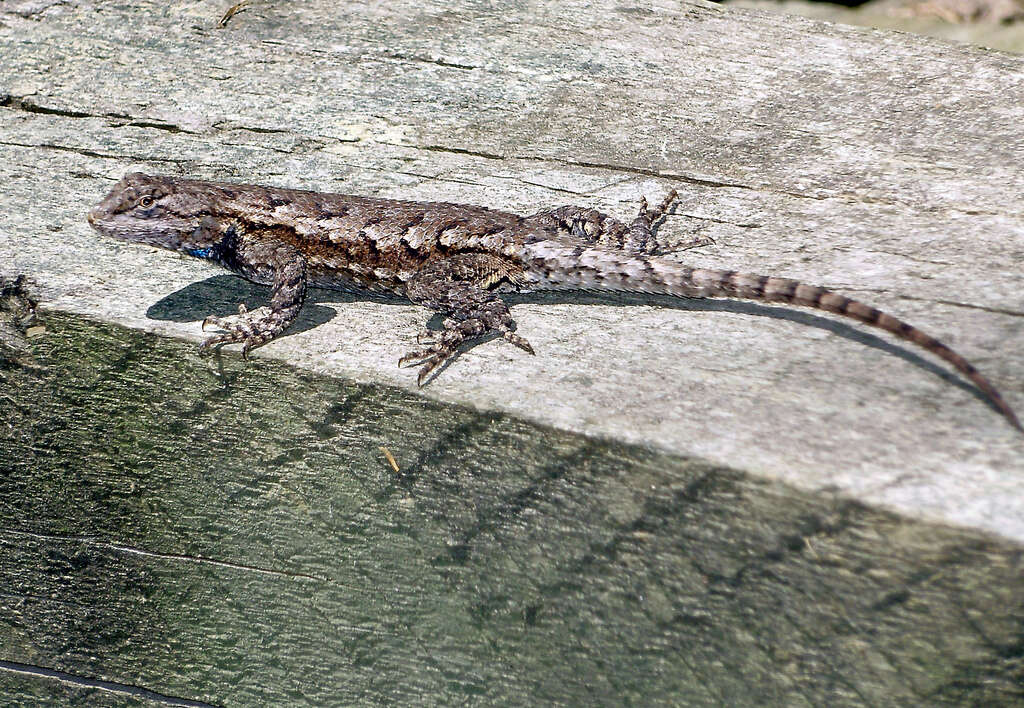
[2,0,1022,534]
[1,313,1022,705]
[1,0,1023,703]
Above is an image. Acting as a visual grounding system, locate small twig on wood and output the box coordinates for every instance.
[218,0,252,29]
[379,446,400,473]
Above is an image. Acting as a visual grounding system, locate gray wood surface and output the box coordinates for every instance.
[1,0,1023,704]
[1,0,1022,534]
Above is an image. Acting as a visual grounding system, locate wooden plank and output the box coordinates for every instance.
[1,313,1023,704]
[0,0,1020,532]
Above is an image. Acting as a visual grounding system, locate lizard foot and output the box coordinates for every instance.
[625,189,679,255]
[399,320,534,386]
[198,303,280,358]
[398,344,457,385]
[533,190,683,256]
[403,261,535,384]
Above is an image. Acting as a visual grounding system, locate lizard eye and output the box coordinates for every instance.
[138,195,155,208]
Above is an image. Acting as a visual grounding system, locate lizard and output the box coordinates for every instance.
[87,172,1022,432]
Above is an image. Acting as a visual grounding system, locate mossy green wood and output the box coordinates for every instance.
[1,313,1022,706]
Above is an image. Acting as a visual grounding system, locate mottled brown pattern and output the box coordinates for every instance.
[87,173,1021,432]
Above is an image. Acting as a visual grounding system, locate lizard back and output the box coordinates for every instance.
[114,175,534,295]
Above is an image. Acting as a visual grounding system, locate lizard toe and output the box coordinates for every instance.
[416,351,454,386]
[399,348,434,367]
[503,330,535,354]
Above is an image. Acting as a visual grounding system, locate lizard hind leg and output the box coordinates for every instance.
[400,256,534,385]
[539,190,699,256]
[398,299,534,385]
[539,205,630,250]
[623,189,687,254]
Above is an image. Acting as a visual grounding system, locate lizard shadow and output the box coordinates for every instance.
[505,290,992,414]
[145,275,345,335]
[147,275,990,414]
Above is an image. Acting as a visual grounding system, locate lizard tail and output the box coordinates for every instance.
[521,239,1022,432]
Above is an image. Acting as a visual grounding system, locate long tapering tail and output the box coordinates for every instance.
[521,238,1021,432]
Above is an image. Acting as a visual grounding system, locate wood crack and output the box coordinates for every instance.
[377,50,478,71]
[844,289,1024,318]
[1,529,329,582]
[0,659,220,708]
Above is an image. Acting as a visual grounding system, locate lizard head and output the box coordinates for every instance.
[87,172,223,253]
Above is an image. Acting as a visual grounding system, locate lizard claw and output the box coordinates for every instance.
[398,347,440,368]
[415,352,453,386]
[398,342,459,385]
[415,329,439,345]
[197,332,232,355]
[416,362,442,386]
[503,330,534,354]
[397,352,420,367]
[202,303,249,331]
[397,347,452,384]
[197,304,279,357]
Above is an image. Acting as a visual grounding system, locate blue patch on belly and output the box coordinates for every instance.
[188,247,215,259]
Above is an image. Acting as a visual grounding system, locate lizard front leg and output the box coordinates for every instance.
[198,225,307,357]
[399,254,533,385]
